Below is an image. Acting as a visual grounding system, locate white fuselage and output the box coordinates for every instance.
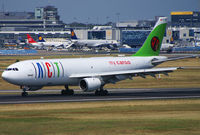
[29,41,71,48]
[72,40,119,47]
[2,56,166,88]
[38,41,70,47]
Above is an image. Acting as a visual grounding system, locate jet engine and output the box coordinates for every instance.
[80,78,102,92]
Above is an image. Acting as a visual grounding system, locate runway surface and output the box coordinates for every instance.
[0,88,200,104]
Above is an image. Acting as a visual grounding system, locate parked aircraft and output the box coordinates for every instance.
[2,17,195,97]
[70,29,120,48]
[37,35,71,48]
[27,34,71,48]
[26,34,41,47]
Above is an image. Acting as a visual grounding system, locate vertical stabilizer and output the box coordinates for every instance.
[133,17,167,56]
[27,34,37,44]
[70,29,78,39]
[38,35,45,42]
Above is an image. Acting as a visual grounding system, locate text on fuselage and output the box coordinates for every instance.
[32,61,64,79]
[109,60,131,65]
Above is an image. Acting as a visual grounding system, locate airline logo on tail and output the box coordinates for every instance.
[38,35,45,42]
[27,34,37,44]
[71,31,75,37]
[151,36,159,51]
[70,29,78,39]
[39,36,42,41]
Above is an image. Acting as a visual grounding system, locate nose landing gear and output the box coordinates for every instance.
[61,85,74,96]
[22,91,28,97]
[21,86,29,97]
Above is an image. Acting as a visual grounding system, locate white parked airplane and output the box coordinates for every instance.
[2,17,195,96]
[70,29,120,48]
[27,34,71,48]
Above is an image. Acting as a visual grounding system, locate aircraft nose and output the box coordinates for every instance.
[1,71,14,83]
[2,71,9,81]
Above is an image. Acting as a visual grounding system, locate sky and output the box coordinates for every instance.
[1,0,199,24]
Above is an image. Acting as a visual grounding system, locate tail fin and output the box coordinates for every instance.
[133,17,167,56]
[38,35,45,42]
[70,29,78,39]
[27,34,37,44]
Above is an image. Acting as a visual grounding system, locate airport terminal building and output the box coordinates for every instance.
[0,7,199,48]
[0,6,65,31]
[74,13,200,48]
[171,11,200,27]
[0,6,69,47]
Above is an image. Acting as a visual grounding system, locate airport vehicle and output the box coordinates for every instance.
[2,17,193,97]
[70,29,120,48]
[27,34,71,48]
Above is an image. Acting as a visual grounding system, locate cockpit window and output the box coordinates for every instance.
[14,68,18,71]
[5,68,19,71]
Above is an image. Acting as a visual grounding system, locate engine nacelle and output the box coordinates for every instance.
[80,78,102,92]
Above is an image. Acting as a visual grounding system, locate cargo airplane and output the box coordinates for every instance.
[2,17,194,96]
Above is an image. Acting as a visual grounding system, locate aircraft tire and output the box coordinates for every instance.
[95,90,100,96]
[104,90,108,95]
[61,89,74,95]
[22,92,28,97]
[69,89,74,95]
[95,90,108,96]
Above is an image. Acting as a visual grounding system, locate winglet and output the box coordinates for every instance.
[133,17,167,56]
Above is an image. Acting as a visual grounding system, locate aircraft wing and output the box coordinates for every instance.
[152,55,198,65]
[65,42,74,49]
[69,67,178,79]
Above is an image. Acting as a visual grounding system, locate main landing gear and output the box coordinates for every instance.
[95,86,108,96]
[61,85,74,96]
